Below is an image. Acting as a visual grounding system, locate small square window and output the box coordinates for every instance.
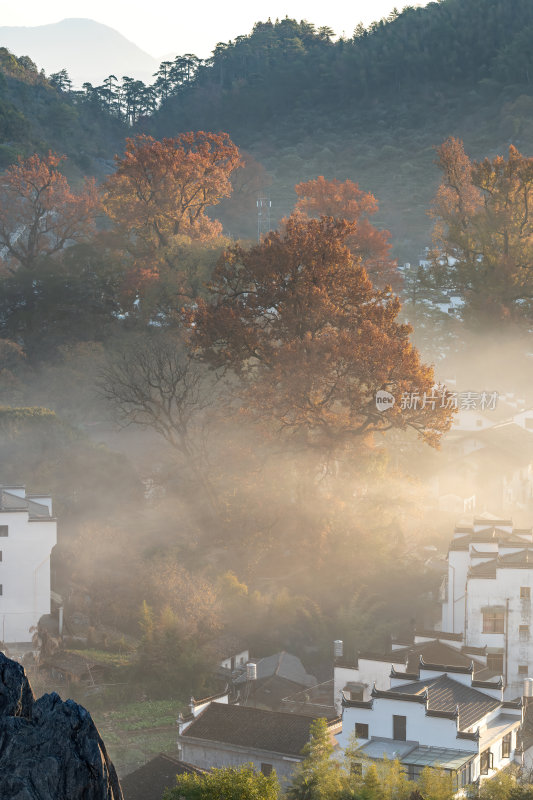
[0,526,7,537]
[355,723,369,739]
[261,763,272,776]
[520,625,530,640]
[521,587,531,599]
[519,665,529,675]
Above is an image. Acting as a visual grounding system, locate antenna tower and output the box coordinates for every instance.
[257,192,272,242]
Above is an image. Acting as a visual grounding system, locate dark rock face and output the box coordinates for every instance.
[0,653,123,800]
[0,651,34,718]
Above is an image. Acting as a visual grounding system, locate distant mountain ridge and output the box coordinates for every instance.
[0,18,158,86]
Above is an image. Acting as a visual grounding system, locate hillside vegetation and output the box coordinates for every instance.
[3,1,533,256]
[0,48,124,177]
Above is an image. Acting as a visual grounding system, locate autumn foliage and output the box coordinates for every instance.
[0,152,99,272]
[431,137,533,325]
[103,132,242,247]
[191,214,453,450]
[102,131,242,303]
[294,176,400,291]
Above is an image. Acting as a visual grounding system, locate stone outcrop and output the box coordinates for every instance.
[0,652,123,799]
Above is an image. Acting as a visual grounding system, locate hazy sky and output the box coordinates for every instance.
[2,1,430,58]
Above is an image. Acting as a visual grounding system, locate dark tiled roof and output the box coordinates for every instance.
[449,537,471,551]
[342,697,373,709]
[121,754,205,800]
[242,675,312,712]
[406,641,480,674]
[473,517,514,527]
[234,652,315,687]
[390,675,500,730]
[415,630,463,642]
[340,639,482,676]
[470,549,533,579]
[180,702,319,756]
[450,527,533,553]
[0,489,51,519]
[469,559,497,578]
[420,657,473,674]
[499,549,533,566]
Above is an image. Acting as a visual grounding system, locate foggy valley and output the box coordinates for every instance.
[2,1,533,799]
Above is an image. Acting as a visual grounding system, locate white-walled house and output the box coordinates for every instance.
[0,485,57,644]
[338,660,522,791]
[440,516,533,697]
[333,634,490,714]
[178,699,341,784]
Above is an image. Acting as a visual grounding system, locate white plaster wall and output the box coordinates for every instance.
[0,511,56,643]
[179,741,300,784]
[466,571,533,698]
[334,660,406,712]
[442,550,470,634]
[340,698,478,753]
[219,650,249,670]
[419,668,473,687]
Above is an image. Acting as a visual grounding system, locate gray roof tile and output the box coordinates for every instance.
[181,702,320,756]
[391,675,500,730]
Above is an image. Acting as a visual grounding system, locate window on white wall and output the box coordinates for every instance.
[521,587,531,600]
[393,715,406,741]
[502,733,512,759]
[520,625,530,640]
[0,526,7,537]
[480,749,492,775]
[483,609,504,633]
[487,653,504,673]
[355,723,369,739]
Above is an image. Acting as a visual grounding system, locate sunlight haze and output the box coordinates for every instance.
[2,1,430,57]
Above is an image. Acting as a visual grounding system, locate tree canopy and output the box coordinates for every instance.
[430,137,533,325]
[191,214,453,450]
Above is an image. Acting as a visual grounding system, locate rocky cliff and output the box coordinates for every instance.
[0,652,123,799]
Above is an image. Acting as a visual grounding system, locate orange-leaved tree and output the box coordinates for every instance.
[0,152,99,273]
[294,175,401,291]
[431,137,533,325]
[190,214,453,452]
[103,132,242,303]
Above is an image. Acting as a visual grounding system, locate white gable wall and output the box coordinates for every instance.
[334,658,406,713]
[339,698,478,753]
[0,509,56,643]
[466,570,533,698]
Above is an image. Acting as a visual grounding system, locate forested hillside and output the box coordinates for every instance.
[143,0,533,258]
[3,0,533,257]
[0,48,124,176]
